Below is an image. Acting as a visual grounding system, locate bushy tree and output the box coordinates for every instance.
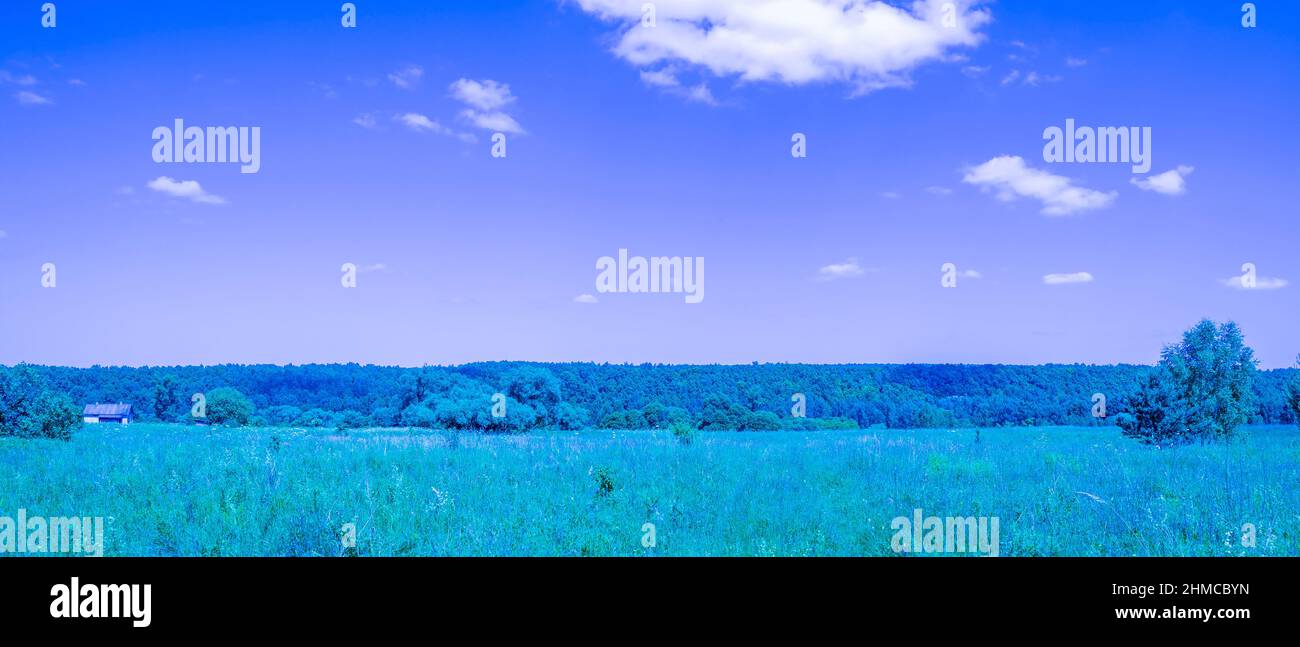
[1118,320,1256,444]
[205,387,254,426]
[0,365,81,440]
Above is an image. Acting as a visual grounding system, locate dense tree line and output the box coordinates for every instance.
[6,353,1297,432]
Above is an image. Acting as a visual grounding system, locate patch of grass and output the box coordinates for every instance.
[0,424,1296,556]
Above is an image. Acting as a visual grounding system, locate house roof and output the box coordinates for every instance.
[83,403,133,416]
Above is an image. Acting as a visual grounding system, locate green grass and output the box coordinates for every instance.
[1,423,1297,556]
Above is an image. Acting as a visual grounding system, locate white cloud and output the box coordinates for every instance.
[0,230,7,239]
[574,294,599,304]
[0,71,37,85]
[1221,275,1288,290]
[450,79,526,134]
[1131,165,1193,196]
[388,64,424,89]
[68,79,86,86]
[961,65,989,78]
[396,113,443,132]
[1043,272,1094,285]
[961,269,982,279]
[880,191,901,199]
[575,0,991,95]
[963,155,1117,216]
[146,177,225,205]
[817,258,865,281]
[15,90,51,105]
[450,78,515,111]
[358,263,388,274]
[640,68,679,88]
[638,67,718,105]
[1000,70,1020,85]
[925,186,952,195]
[1065,56,1088,67]
[353,113,378,129]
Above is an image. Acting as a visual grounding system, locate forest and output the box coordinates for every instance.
[5,358,1297,432]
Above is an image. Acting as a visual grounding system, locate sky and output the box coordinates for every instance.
[0,0,1297,368]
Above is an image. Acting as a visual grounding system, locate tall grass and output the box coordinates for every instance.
[0,424,1296,556]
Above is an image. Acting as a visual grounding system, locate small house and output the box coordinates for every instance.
[83,403,133,424]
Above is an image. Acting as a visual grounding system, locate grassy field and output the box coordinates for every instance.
[1,423,1296,556]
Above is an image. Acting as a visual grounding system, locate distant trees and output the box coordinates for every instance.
[1289,356,1300,428]
[0,364,81,440]
[1117,320,1257,444]
[205,387,254,426]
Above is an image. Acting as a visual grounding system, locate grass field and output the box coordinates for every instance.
[1,423,1296,556]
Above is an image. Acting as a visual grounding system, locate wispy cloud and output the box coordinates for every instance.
[387,64,424,89]
[1221,275,1288,290]
[0,71,37,86]
[925,186,953,195]
[146,177,225,205]
[963,155,1117,216]
[1065,56,1088,67]
[1043,272,1094,285]
[816,258,866,281]
[353,113,378,129]
[1131,165,1193,196]
[573,294,599,304]
[15,90,51,105]
[450,79,525,134]
[639,67,718,105]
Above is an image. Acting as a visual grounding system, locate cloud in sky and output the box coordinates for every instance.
[1043,272,1094,285]
[639,68,718,105]
[353,113,378,129]
[817,258,866,281]
[387,64,424,89]
[1131,165,1193,195]
[573,294,599,304]
[450,78,525,134]
[15,90,51,105]
[1065,56,1088,67]
[926,186,953,195]
[1221,275,1288,290]
[146,176,225,205]
[961,269,982,279]
[575,0,991,95]
[963,155,1117,216]
[0,71,38,85]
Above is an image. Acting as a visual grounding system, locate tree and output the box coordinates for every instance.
[1289,355,1300,428]
[206,387,254,426]
[0,364,81,440]
[1118,320,1257,444]
[152,374,179,421]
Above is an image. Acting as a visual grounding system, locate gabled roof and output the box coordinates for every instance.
[83,403,133,416]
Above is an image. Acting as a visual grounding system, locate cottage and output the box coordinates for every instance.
[82,403,133,424]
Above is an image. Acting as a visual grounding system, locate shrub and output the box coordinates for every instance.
[0,365,81,440]
[670,420,695,445]
[205,387,254,426]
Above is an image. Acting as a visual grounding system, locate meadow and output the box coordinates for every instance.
[1,423,1296,556]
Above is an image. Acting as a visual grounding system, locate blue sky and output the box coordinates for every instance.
[1,0,1297,368]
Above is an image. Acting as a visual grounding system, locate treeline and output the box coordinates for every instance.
[11,360,1299,431]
